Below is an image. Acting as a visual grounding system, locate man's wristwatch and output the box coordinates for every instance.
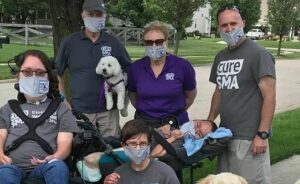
[257,131,269,139]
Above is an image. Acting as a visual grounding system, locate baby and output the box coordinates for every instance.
[150,120,218,157]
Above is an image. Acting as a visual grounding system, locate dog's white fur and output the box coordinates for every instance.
[95,56,128,117]
[196,172,248,184]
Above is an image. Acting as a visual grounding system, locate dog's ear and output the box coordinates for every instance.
[95,61,102,75]
[112,58,121,76]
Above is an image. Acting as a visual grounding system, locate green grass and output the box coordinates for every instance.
[183,108,300,183]
[257,40,300,49]
[0,38,299,79]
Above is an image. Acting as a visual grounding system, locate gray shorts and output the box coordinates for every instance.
[84,109,120,137]
[217,139,271,184]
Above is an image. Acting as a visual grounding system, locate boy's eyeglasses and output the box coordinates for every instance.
[125,141,149,148]
[20,69,48,77]
[144,39,165,46]
[217,4,240,18]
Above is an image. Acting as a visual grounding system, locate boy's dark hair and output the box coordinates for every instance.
[203,120,218,132]
[15,50,61,103]
[121,119,152,143]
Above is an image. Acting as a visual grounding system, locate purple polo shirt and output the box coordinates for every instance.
[127,54,196,125]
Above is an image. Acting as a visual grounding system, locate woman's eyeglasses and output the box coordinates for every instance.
[144,39,165,46]
[125,141,149,148]
[217,5,240,18]
[20,69,48,77]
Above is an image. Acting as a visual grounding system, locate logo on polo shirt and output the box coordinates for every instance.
[165,73,175,80]
[216,59,244,90]
[101,46,112,56]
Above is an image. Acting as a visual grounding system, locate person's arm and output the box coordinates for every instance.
[128,91,137,108]
[185,89,197,110]
[207,86,221,121]
[252,76,276,155]
[0,129,12,164]
[43,132,73,162]
[57,76,71,109]
[150,130,183,157]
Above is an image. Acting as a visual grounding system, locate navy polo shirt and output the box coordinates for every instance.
[127,54,196,125]
[55,30,131,113]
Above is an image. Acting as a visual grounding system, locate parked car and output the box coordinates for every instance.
[246,29,264,40]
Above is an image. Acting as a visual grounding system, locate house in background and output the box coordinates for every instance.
[185,4,211,36]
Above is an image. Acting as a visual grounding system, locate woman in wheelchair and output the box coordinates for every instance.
[0,50,79,184]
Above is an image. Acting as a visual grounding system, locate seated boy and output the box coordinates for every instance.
[151,119,218,157]
[104,119,180,184]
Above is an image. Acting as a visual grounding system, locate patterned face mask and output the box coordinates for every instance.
[124,145,150,165]
[83,17,105,32]
[145,45,166,61]
[19,76,49,97]
[220,28,244,46]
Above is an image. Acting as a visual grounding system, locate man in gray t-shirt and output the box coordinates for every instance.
[207,5,276,184]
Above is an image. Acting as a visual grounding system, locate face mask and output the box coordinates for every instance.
[19,76,49,97]
[220,28,244,46]
[180,121,197,140]
[84,17,105,32]
[76,160,101,182]
[124,145,150,165]
[145,45,166,61]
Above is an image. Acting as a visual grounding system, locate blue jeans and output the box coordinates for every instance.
[0,160,69,184]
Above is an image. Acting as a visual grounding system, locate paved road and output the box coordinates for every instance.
[0,59,300,183]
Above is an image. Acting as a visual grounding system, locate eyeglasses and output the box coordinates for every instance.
[125,141,149,148]
[217,4,240,18]
[144,39,165,46]
[20,69,48,77]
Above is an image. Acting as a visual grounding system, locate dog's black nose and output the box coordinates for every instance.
[102,69,107,73]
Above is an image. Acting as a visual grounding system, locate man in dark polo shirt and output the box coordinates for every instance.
[55,0,131,137]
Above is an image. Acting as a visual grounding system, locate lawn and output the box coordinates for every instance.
[0,38,299,79]
[183,108,300,183]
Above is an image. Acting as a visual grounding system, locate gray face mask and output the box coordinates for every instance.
[124,145,150,165]
[145,45,166,61]
[83,17,105,32]
[19,76,49,97]
[220,28,244,46]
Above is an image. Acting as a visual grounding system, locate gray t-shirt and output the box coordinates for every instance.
[209,39,276,140]
[0,99,79,172]
[55,30,132,113]
[114,158,180,184]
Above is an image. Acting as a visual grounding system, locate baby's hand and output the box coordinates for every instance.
[171,129,183,139]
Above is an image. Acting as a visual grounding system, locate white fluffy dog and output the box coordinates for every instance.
[95,56,128,117]
[196,172,248,184]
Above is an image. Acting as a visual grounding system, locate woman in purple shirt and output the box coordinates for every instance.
[127,21,197,183]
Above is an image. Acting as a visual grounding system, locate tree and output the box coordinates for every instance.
[144,0,207,55]
[107,0,154,27]
[268,0,300,55]
[49,0,83,99]
[1,0,48,23]
[209,0,261,33]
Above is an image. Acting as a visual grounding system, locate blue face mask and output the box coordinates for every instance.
[145,45,166,61]
[19,76,49,97]
[124,145,150,165]
[84,17,105,32]
[180,121,197,140]
[220,28,244,46]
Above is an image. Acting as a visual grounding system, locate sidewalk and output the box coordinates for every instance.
[0,60,300,183]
